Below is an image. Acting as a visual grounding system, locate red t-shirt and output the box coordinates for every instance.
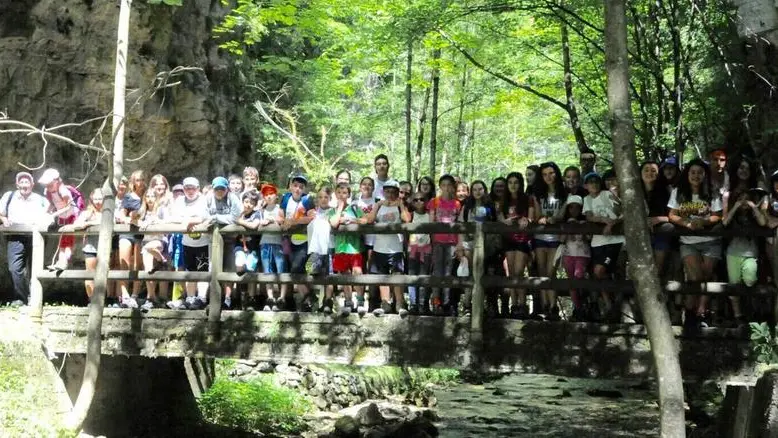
[427,197,461,245]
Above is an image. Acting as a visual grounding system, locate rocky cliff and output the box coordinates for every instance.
[0,0,251,188]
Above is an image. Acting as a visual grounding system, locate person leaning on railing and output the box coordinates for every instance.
[0,172,52,307]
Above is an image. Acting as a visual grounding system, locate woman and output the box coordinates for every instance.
[417,176,436,202]
[74,189,104,300]
[668,158,722,329]
[118,170,147,308]
[532,162,567,320]
[499,172,534,319]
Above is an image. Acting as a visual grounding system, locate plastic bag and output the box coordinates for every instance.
[457,258,470,277]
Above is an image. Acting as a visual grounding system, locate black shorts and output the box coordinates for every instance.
[183,245,209,272]
[502,239,532,254]
[590,243,623,274]
[310,253,330,276]
[370,252,404,275]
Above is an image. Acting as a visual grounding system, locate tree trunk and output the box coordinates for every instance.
[561,19,588,153]
[405,37,413,182]
[414,84,432,182]
[429,46,441,178]
[66,0,129,431]
[603,0,686,436]
[455,65,468,177]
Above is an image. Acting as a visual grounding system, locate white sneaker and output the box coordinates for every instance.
[340,306,352,317]
[122,297,138,309]
[166,299,185,310]
[357,305,367,316]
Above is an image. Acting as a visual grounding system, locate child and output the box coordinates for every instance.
[242,167,260,193]
[228,173,244,195]
[329,183,366,316]
[458,180,497,316]
[428,174,462,316]
[281,175,316,310]
[307,187,333,312]
[356,176,378,309]
[259,184,286,311]
[583,172,624,322]
[560,195,590,321]
[499,172,534,319]
[38,168,79,271]
[235,190,263,310]
[139,188,169,311]
[407,191,432,314]
[364,180,411,316]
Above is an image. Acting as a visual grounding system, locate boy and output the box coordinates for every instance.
[329,182,366,316]
[243,166,260,193]
[38,168,79,270]
[427,174,461,315]
[259,184,286,310]
[281,175,316,310]
[228,174,244,195]
[234,191,262,309]
[582,172,624,322]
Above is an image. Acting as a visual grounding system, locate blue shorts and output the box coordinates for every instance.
[651,236,672,252]
[234,247,259,272]
[260,244,286,274]
[534,239,561,249]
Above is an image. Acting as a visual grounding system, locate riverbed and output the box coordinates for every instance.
[434,374,659,437]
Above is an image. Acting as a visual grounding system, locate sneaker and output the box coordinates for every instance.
[372,307,385,317]
[463,306,472,317]
[357,305,368,316]
[189,297,206,311]
[381,301,392,315]
[275,298,286,312]
[184,296,196,309]
[122,297,138,309]
[530,311,545,321]
[9,300,25,308]
[398,307,409,318]
[166,299,185,310]
[322,298,334,314]
[224,297,232,309]
[262,305,272,312]
[340,306,352,316]
[140,300,155,312]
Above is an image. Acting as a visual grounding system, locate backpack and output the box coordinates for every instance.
[47,185,85,215]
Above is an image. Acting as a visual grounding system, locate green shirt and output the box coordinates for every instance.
[328,205,363,254]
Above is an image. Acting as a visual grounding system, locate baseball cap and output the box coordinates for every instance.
[182,177,199,188]
[261,184,278,196]
[15,172,33,184]
[383,179,400,190]
[660,156,678,168]
[566,195,583,206]
[38,168,60,185]
[172,184,184,192]
[291,174,308,185]
[211,176,229,190]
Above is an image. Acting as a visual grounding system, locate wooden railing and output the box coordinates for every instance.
[4,221,778,342]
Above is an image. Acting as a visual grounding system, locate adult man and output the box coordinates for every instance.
[0,172,51,306]
[709,148,729,196]
[373,154,391,200]
[579,148,597,176]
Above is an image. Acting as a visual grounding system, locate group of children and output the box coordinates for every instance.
[9,148,776,327]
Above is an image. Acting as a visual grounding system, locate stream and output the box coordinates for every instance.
[433,374,659,437]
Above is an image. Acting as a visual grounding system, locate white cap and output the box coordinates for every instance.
[383,179,400,189]
[566,195,583,206]
[38,168,60,185]
[182,177,199,188]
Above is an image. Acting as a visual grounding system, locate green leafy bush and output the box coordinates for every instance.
[750,322,778,365]
[198,376,311,435]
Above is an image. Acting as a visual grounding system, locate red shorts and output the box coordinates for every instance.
[58,215,76,249]
[332,253,363,273]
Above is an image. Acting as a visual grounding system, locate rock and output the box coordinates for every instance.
[586,389,624,399]
[492,388,507,396]
[237,359,258,367]
[257,361,275,373]
[378,404,410,422]
[420,409,440,422]
[357,402,384,426]
[333,416,360,438]
[275,362,290,373]
[556,390,573,398]
[557,378,568,382]
[314,396,330,410]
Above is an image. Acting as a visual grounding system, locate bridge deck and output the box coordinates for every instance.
[29,306,755,381]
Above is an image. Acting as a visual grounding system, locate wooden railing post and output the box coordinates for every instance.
[29,229,45,324]
[772,228,778,327]
[207,227,223,341]
[470,222,485,358]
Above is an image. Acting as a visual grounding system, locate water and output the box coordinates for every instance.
[434,374,659,437]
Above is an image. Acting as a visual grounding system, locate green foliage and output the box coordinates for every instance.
[750,322,778,365]
[198,376,311,435]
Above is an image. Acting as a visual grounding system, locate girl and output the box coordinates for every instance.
[73,188,104,300]
[258,185,287,311]
[39,168,78,271]
[660,157,681,193]
[723,157,765,325]
[329,182,366,316]
[417,176,436,202]
[456,182,470,203]
[499,172,534,319]
[642,161,671,277]
[525,165,539,193]
[308,187,333,312]
[428,174,461,316]
[118,170,147,309]
[532,162,567,320]
[559,196,590,321]
[364,180,412,316]
[407,191,432,315]
[459,180,497,317]
[583,172,625,322]
[668,159,722,329]
[139,189,169,311]
[490,177,507,208]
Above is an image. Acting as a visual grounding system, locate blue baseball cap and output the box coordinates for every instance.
[660,156,678,168]
[211,176,229,190]
[291,174,308,185]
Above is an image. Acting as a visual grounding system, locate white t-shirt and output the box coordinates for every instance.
[307,208,332,255]
[356,197,378,246]
[174,195,210,247]
[667,188,723,245]
[260,204,283,245]
[284,196,308,245]
[373,204,404,254]
[374,177,389,200]
[583,190,625,247]
[536,193,563,242]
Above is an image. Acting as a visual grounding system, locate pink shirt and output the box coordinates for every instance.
[47,185,75,219]
[427,197,460,245]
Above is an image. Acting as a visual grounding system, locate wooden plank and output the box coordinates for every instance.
[470,222,485,339]
[28,230,44,323]
[207,228,223,338]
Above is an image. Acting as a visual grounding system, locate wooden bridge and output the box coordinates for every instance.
[1,221,773,382]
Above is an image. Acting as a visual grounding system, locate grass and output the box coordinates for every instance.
[198,375,312,435]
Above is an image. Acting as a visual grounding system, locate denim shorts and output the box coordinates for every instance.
[680,240,722,260]
[289,242,308,274]
[260,244,286,274]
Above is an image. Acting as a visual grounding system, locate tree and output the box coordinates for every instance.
[603,0,686,434]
